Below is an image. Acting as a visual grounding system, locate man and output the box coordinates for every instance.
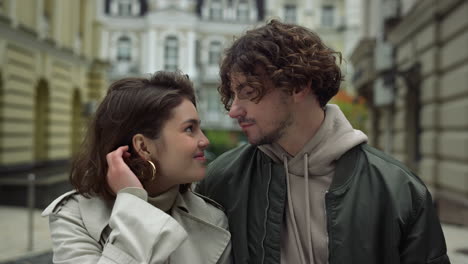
[196,20,449,264]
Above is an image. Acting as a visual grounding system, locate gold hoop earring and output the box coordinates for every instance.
[147,160,156,181]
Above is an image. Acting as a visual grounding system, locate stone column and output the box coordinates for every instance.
[147,29,157,72]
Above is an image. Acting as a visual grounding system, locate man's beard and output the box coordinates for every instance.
[252,113,293,146]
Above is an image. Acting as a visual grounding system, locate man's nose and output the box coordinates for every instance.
[228,97,245,119]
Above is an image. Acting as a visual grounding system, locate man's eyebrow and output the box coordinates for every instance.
[233,82,246,91]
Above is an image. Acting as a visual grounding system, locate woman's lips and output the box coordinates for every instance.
[194,152,206,161]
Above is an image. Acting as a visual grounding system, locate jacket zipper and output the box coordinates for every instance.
[324,190,330,264]
[325,191,332,264]
[260,163,273,264]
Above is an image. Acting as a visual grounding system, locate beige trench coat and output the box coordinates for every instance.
[42,189,232,264]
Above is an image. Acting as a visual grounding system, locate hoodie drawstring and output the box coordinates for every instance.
[304,153,314,263]
[284,155,307,264]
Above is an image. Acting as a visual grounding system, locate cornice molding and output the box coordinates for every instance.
[0,20,88,66]
[388,0,463,45]
[350,37,376,64]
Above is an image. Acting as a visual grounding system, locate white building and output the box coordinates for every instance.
[264,0,362,94]
[96,0,361,130]
[96,0,264,130]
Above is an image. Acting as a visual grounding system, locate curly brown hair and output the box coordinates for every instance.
[219,19,343,109]
[71,71,194,200]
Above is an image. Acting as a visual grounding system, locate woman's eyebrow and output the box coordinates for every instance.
[182,118,201,125]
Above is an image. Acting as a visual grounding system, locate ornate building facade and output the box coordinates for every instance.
[350,0,468,225]
[98,0,353,130]
[0,0,108,207]
[97,0,264,130]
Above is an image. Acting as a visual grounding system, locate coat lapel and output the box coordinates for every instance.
[78,195,113,242]
[170,193,231,264]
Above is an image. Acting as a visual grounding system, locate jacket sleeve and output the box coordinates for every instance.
[48,191,188,264]
[399,189,450,264]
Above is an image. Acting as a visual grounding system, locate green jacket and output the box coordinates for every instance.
[196,143,450,264]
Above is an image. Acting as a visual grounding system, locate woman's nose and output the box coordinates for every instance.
[199,133,210,149]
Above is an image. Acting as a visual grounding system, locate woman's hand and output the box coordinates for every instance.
[106,146,143,194]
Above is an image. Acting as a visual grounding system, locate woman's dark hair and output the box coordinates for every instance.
[219,19,343,109]
[71,71,195,199]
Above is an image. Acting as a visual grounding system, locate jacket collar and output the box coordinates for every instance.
[328,144,364,195]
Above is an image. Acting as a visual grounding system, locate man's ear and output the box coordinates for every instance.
[293,81,312,103]
[132,134,152,160]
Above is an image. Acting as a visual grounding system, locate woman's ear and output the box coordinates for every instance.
[132,134,152,160]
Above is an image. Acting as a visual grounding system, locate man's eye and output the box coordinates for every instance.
[184,126,193,133]
[239,88,255,99]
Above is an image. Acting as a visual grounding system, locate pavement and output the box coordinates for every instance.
[0,207,52,264]
[0,206,467,264]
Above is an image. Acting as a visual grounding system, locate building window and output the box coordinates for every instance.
[208,41,222,65]
[237,3,249,22]
[208,88,219,112]
[284,5,297,24]
[321,5,335,27]
[165,36,179,71]
[210,0,223,20]
[118,1,132,16]
[109,0,139,16]
[117,36,132,61]
[195,39,201,66]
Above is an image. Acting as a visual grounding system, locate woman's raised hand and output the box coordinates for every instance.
[106,146,143,194]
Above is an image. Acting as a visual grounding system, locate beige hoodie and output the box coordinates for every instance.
[258,104,368,264]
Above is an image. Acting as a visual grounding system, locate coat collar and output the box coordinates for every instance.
[170,192,231,264]
[41,190,113,242]
[77,190,230,256]
[78,194,113,241]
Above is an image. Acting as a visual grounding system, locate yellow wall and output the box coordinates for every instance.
[0,0,108,167]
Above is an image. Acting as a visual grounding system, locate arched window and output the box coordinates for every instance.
[117,36,131,61]
[34,80,49,162]
[209,41,222,65]
[71,89,82,155]
[165,36,179,71]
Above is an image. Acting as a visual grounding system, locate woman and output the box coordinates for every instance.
[42,71,232,264]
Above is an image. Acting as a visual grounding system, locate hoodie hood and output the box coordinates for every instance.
[259,104,367,177]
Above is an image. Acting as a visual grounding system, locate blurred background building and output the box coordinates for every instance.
[0,0,108,208]
[0,0,355,209]
[2,0,466,229]
[1,0,468,263]
[0,0,376,209]
[98,0,355,129]
[97,0,361,157]
[350,0,468,226]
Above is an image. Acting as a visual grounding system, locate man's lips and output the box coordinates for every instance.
[239,122,254,129]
